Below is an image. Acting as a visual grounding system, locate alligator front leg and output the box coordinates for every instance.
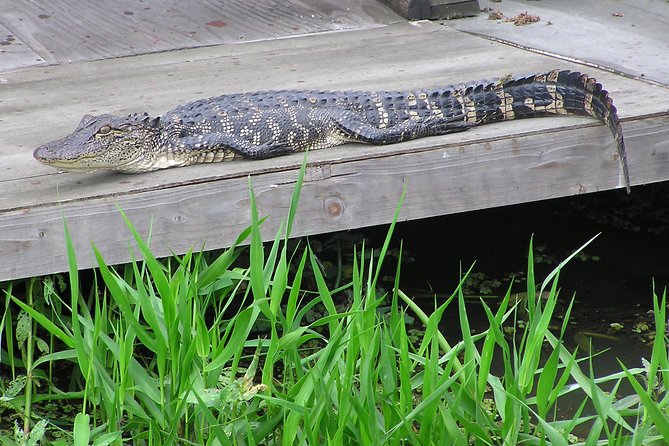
[178,133,294,160]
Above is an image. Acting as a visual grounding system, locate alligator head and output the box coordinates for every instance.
[34,113,162,173]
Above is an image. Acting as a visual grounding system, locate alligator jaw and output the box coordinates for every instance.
[33,146,95,172]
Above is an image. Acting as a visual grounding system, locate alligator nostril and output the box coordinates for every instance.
[33,146,50,160]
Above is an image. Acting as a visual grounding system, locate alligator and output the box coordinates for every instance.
[34,69,631,192]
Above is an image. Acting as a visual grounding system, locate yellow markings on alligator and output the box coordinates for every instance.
[584,93,594,113]
[406,92,418,119]
[581,74,596,91]
[221,149,238,162]
[547,70,560,82]
[192,149,236,165]
[450,89,465,121]
[514,80,567,116]
[406,93,423,121]
[462,94,477,122]
[534,84,567,115]
[431,102,444,118]
[417,92,436,119]
[371,93,389,129]
[524,97,535,110]
[553,92,568,115]
[495,89,515,120]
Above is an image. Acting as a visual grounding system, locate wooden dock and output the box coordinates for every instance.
[1,0,668,281]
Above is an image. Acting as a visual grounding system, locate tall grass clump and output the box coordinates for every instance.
[2,157,669,445]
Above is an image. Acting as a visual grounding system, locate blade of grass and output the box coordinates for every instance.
[381,366,466,443]
[622,362,669,438]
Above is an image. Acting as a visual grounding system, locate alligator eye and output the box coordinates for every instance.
[97,125,112,135]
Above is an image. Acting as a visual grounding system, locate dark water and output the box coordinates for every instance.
[390,183,667,307]
[353,181,668,375]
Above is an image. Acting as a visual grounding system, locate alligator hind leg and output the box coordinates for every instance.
[179,133,294,160]
[425,115,477,136]
[328,110,473,145]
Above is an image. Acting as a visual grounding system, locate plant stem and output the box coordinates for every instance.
[23,278,36,437]
[396,289,465,380]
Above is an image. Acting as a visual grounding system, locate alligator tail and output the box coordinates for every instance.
[489,70,630,192]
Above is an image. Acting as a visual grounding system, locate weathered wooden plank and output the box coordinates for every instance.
[0,0,401,69]
[1,113,666,282]
[451,0,669,86]
[0,23,47,71]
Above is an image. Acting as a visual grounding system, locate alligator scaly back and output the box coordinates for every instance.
[34,69,630,192]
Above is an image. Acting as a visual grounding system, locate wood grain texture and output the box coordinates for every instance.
[0,21,668,281]
[0,0,401,71]
[0,23,47,71]
[452,0,669,86]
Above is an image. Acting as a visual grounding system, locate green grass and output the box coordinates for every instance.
[1,160,669,445]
